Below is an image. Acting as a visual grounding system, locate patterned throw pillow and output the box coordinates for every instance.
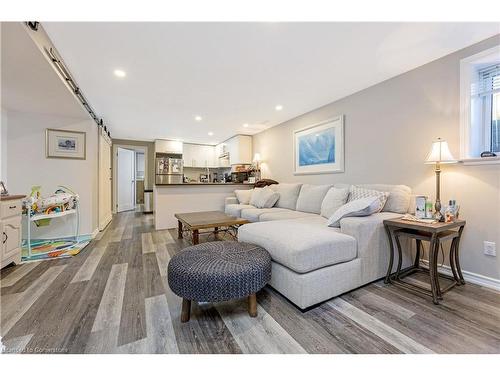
[347,186,389,213]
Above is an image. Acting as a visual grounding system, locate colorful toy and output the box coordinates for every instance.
[22,186,81,260]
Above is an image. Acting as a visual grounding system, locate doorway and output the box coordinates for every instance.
[112,144,149,214]
[117,147,136,212]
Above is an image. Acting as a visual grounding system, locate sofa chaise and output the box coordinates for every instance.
[226,183,413,309]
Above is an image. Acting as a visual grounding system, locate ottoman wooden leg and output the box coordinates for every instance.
[248,293,257,317]
[181,299,191,323]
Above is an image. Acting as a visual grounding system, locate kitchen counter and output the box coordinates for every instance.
[154,183,253,230]
[0,194,26,201]
[155,182,254,186]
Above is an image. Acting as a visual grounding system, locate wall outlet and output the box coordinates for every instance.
[483,241,496,257]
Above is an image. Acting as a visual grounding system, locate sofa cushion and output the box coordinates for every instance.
[269,183,302,210]
[295,184,332,214]
[238,216,357,273]
[240,207,289,222]
[259,210,317,222]
[327,196,380,227]
[234,189,254,205]
[225,204,255,218]
[347,186,388,213]
[249,186,280,208]
[320,187,350,219]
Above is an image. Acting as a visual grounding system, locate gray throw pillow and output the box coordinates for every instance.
[234,189,254,205]
[326,196,380,227]
[295,184,333,214]
[250,187,280,208]
[320,187,350,218]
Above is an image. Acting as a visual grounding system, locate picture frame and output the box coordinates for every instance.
[293,115,344,175]
[46,128,86,160]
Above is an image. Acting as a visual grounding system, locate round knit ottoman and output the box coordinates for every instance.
[167,241,271,322]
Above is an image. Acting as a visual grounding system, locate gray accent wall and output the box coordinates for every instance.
[253,34,500,282]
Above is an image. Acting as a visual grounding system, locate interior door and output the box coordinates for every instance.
[117,147,135,212]
[99,132,113,230]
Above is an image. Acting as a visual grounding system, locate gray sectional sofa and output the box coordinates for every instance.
[226,183,413,309]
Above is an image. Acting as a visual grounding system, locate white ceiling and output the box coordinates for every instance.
[1,22,89,120]
[42,22,500,144]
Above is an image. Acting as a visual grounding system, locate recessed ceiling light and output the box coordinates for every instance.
[195,116,202,121]
[275,105,283,111]
[243,123,249,128]
[113,69,126,78]
[208,132,214,136]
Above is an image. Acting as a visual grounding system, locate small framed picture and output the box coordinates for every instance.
[46,129,86,160]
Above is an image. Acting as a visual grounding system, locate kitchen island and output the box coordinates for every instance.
[154,183,253,230]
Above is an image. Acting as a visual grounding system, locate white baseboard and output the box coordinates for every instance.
[90,228,99,239]
[420,259,500,291]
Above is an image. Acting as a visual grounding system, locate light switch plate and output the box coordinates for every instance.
[484,241,496,257]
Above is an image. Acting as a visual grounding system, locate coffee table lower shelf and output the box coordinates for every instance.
[174,211,249,245]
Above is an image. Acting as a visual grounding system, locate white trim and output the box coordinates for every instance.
[90,227,99,239]
[460,156,500,165]
[460,45,500,160]
[420,259,500,291]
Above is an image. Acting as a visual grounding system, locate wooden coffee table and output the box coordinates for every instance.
[174,211,249,245]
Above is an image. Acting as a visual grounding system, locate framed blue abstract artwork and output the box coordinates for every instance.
[293,116,344,175]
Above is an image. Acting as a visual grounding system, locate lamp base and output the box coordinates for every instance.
[434,199,444,222]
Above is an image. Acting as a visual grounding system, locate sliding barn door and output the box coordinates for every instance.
[98,129,112,231]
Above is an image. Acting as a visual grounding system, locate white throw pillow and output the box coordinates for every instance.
[249,186,280,208]
[320,187,350,218]
[326,196,380,227]
[234,189,254,205]
[347,186,389,213]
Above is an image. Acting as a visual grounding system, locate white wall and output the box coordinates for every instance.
[5,110,98,239]
[253,34,500,281]
[0,109,7,183]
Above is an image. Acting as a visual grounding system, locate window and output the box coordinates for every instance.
[460,46,500,160]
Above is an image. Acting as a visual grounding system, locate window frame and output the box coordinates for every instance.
[459,45,500,163]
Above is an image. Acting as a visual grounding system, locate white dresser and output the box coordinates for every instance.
[1,195,24,269]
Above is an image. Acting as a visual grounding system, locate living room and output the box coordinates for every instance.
[0,0,499,372]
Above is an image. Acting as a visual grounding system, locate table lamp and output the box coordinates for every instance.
[424,138,457,221]
[253,153,261,181]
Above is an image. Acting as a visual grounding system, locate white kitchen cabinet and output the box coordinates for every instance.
[182,143,197,167]
[1,197,23,269]
[183,144,217,168]
[155,139,183,154]
[226,135,253,165]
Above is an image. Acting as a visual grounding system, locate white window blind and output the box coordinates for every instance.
[473,64,500,97]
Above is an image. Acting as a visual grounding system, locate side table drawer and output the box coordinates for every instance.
[1,200,22,219]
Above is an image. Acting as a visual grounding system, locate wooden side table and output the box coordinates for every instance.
[383,218,466,304]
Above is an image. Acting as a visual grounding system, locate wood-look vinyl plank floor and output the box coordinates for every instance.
[1,209,499,354]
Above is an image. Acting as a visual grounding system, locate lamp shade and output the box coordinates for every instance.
[253,153,261,163]
[424,138,456,164]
